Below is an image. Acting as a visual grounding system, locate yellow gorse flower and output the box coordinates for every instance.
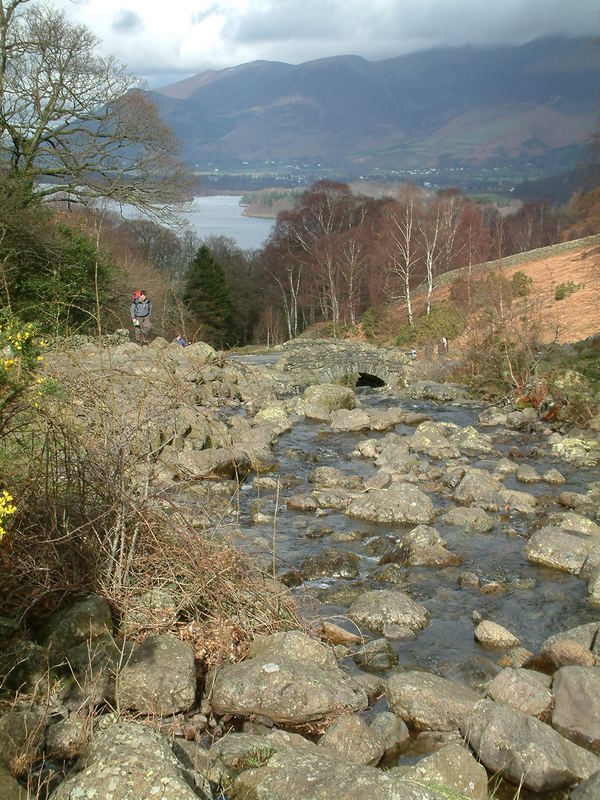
[0,490,17,540]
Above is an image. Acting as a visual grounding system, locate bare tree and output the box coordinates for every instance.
[0,0,192,220]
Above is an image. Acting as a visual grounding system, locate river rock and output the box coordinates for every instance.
[506,407,539,430]
[117,635,196,716]
[547,511,600,536]
[0,708,46,773]
[552,666,600,753]
[352,638,398,671]
[60,635,136,710]
[454,467,536,512]
[526,525,598,574]
[287,494,319,512]
[397,743,488,800]
[544,468,566,485]
[318,714,385,766]
[301,549,360,580]
[408,421,460,460]
[35,595,112,658]
[367,407,405,431]
[587,568,600,604]
[321,622,362,647]
[440,506,494,533]
[346,483,434,525]
[247,631,337,669]
[539,623,600,668]
[348,591,430,636]
[304,384,356,412]
[308,466,362,490]
[486,668,552,717]
[49,722,206,800]
[369,563,408,585]
[479,406,508,426]
[231,749,448,800]
[0,640,47,692]
[381,526,460,568]
[495,457,518,474]
[450,425,494,456]
[387,671,480,731]
[330,408,371,432]
[474,620,520,648]
[462,699,600,792]
[209,633,367,725]
[403,381,468,402]
[516,463,541,483]
[369,712,410,756]
[45,714,88,760]
[375,438,419,473]
[550,435,600,467]
[175,446,252,479]
[304,401,331,423]
[572,770,600,798]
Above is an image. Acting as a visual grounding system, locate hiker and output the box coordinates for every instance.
[131,290,152,345]
[442,336,448,354]
[173,333,188,347]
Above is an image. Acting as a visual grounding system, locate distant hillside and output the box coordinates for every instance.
[152,38,600,177]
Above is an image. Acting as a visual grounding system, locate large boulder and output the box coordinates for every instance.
[231,749,449,800]
[382,525,460,569]
[461,699,600,792]
[539,623,600,668]
[300,549,360,580]
[348,590,430,636]
[0,708,46,773]
[387,671,480,731]
[304,384,356,412]
[49,722,207,800]
[35,595,112,658]
[440,506,494,533]
[453,468,536,513]
[330,408,371,432]
[346,484,434,526]
[117,635,196,716]
[408,422,460,460]
[552,666,600,753]
[209,632,367,725]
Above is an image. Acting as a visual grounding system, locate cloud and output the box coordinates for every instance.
[52,0,599,85]
[111,8,144,35]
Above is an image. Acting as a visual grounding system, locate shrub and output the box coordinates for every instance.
[511,271,533,297]
[555,280,581,301]
[395,302,465,348]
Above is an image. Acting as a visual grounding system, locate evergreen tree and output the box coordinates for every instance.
[183,245,233,347]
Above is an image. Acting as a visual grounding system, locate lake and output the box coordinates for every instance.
[184,195,274,251]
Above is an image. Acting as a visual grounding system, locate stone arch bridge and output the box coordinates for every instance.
[273,339,412,390]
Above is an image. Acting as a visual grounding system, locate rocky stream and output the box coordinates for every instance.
[2,335,600,800]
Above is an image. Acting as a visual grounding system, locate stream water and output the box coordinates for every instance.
[234,383,599,690]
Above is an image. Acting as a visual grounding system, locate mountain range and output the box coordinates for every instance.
[151,37,600,176]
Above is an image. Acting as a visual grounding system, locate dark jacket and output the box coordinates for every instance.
[131,296,152,320]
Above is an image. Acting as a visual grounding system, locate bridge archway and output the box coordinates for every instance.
[323,361,394,388]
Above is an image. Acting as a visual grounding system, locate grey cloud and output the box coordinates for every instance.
[111,9,144,35]
[191,5,221,26]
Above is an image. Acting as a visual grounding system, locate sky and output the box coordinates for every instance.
[56,0,599,88]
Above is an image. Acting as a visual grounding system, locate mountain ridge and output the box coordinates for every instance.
[151,37,600,174]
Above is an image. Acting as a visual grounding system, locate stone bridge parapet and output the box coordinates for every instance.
[274,338,410,389]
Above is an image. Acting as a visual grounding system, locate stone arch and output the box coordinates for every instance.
[322,360,393,388]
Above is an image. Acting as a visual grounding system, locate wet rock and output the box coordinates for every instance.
[506,407,539,430]
[550,435,600,467]
[526,525,598,574]
[355,438,379,459]
[304,384,356,412]
[318,714,385,766]
[369,563,408,585]
[387,671,480,731]
[474,620,520,648]
[450,425,494,456]
[486,668,552,717]
[348,590,430,636]
[330,408,371,432]
[440,506,494,533]
[408,421,460,460]
[175,446,252,479]
[287,494,319,512]
[369,712,410,757]
[346,483,434,525]
[231,749,448,800]
[0,708,46,773]
[35,595,112,658]
[50,721,206,800]
[317,584,366,607]
[458,571,481,589]
[479,407,508,426]
[381,525,461,568]
[350,673,387,704]
[498,646,535,669]
[552,666,600,753]
[495,457,518,474]
[308,466,362,490]
[312,488,356,511]
[117,635,196,716]
[375,437,419,473]
[365,471,392,490]
[461,698,600,792]
[547,512,600,536]
[209,632,367,725]
[587,568,600,605]
[399,743,488,800]
[352,638,398,672]
[544,468,566,485]
[516,463,541,483]
[366,408,405,431]
[301,549,360,580]
[454,467,536,512]
[540,623,599,669]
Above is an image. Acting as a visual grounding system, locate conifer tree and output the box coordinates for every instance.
[183,244,233,347]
